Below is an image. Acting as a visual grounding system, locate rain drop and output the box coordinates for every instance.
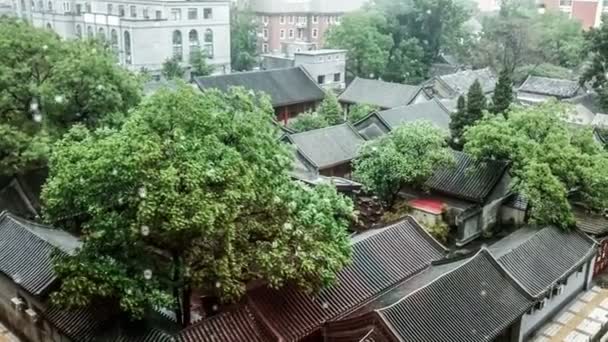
[283,222,292,230]
[480,290,487,297]
[426,9,432,14]
[111,168,118,176]
[42,44,48,50]
[96,84,104,91]
[143,269,152,280]
[33,113,43,123]
[138,187,146,198]
[212,304,219,311]
[29,101,39,112]
[140,225,150,236]
[54,95,64,104]
[13,274,21,284]
[322,302,329,309]
[215,281,221,288]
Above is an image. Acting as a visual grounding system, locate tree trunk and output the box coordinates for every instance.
[181,284,192,327]
[172,254,183,326]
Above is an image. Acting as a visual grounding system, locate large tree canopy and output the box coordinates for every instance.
[353,121,453,208]
[463,101,608,229]
[43,87,354,326]
[0,18,141,175]
[230,8,257,72]
[581,16,608,111]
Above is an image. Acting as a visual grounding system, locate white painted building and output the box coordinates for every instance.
[12,0,231,74]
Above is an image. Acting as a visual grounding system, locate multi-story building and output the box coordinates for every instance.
[250,0,367,55]
[540,0,605,28]
[12,0,231,74]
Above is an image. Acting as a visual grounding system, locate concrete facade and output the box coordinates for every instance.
[12,0,231,74]
[250,0,366,55]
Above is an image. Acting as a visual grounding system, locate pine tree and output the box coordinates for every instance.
[466,79,487,122]
[492,68,513,115]
[449,95,467,149]
[317,92,344,125]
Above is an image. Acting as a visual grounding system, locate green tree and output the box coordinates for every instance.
[491,68,513,114]
[463,101,608,229]
[0,18,141,175]
[348,103,379,123]
[161,57,184,80]
[382,38,429,84]
[325,11,393,79]
[582,16,608,111]
[466,79,487,119]
[449,95,467,148]
[190,51,214,78]
[230,8,257,71]
[353,121,454,208]
[43,86,354,326]
[288,111,329,132]
[317,92,343,125]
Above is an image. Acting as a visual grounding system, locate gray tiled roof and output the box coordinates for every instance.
[44,307,105,342]
[574,208,608,236]
[0,212,81,295]
[503,193,528,211]
[338,77,424,109]
[592,113,608,127]
[286,123,366,169]
[246,216,447,341]
[377,99,451,131]
[193,67,325,107]
[376,249,535,342]
[490,226,596,296]
[438,68,496,95]
[519,76,581,98]
[424,151,509,203]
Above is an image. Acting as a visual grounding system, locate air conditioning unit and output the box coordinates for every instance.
[25,308,38,323]
[10,297,25,311]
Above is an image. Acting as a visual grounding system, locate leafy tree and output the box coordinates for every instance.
[463,101,608,229]
[43,86,354,326]
[353,121,453,208]
[317,92,343,125]
[288,111,329,132]
[466,79,486,119]
[348,103,379,123]
[161,57,184,80]
[535,11,584,68]
[0,18,141,175]
[491,69,513,114]
[190,51,214,77]
[325,11,393,79]
[382,38,428,84]
[582,17,608,111]
[230,8,257,71]
[514,63,574,85]
[449,95,467,148]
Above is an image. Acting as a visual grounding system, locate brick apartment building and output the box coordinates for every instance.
[249,0,367,55]
[540,0,605,28]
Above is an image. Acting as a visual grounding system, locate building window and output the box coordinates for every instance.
[188,8,197,19]
[279,29,285,39]
[298,16,306,23]
[155,10,161,19]
[204,28,213,58]
[297,29,302,39]
[129,5,135,17]
[62,1,69,12]
[279,15,285,24]
[47,1,51,11]
[263,28,268,39]
[98,27,105,40]
[317,75,325,84]
[288,29,294,39]
[84,2,90,12]
[262,15,268,24]
[312,15,318,24]
[189,29,199,61]
[171,8,181,20]
[75,24,82,38]
[118,4,124,16]
[143,7,148,18]
[124,30,132,64]
[110,29,118,57]
[262,43,268,53]
[312,28,318,38]
[172,30,183,61]
[86,25,93,38]
[203,7,212,19]
[106,3,111,14]
[334,73,341,82]
[288,15,294,24]
[75,3,81,14]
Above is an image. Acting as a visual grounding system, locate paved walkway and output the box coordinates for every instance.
[531,286,608,342]
[0,321,19,342]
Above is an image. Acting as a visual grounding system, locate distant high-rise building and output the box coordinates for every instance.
[250,0,367,55]
[12,0,232,74]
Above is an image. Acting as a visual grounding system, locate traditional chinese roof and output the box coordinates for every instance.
[284,123,366,170]
[519,76,581,98]
[408,198,444,215]
[503,193,528,211]
[338,77,425,109]
[437,68,496,95]
[44,307,106,342]
[373,249,535,342]
[489,226,596,296]
[424,151,510,204]
[194,66,325,107]
[178,305,273,342]
[0,211,81,295]
[246,216,446,341]
[574,207,608,236]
